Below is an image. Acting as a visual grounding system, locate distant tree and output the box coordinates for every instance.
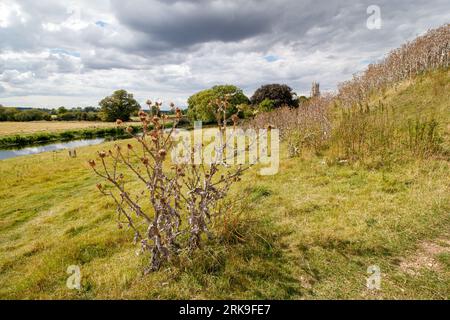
[57,106,68,114]
[83,106,98,113]
[99,90,141,122]
[187,85,249,123]
[297,96,310,106]
[251,84,296,108]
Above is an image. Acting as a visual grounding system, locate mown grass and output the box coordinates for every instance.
[0,70,449,299]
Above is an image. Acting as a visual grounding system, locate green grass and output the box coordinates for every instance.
[0,70,449,299]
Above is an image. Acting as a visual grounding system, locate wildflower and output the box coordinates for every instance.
[98,151,107,158]
[146,100,152,106]
[126,126,133,134]
[116,119,123,126]
[127,144,133,150]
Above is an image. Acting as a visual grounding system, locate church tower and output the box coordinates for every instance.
[310,81,320,98]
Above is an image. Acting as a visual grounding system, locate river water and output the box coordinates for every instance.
[0,138,106,160]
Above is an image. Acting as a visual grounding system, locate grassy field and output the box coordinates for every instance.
[0,70,449,299]
[0,121,138,137]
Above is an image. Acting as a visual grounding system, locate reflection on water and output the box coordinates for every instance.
[0,138,106,160]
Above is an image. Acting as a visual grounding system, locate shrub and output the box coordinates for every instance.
[89,98,246,272]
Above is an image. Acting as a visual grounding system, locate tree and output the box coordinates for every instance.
[250,84,297,108]
[57,106,68,114]
[187,85,249,123]
[99,90,141,122]
[258,98,275,112]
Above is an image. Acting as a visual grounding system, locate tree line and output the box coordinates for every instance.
[1,82,309,123]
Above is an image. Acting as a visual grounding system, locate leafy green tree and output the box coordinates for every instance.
[99,90,141,122]
[298,95,310,106]
[187,85,249,123]
[251,84,296,108]
[57,106,68,114]
[258,98,275,112]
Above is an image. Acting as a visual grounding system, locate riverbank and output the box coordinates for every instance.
[0,125,143,148]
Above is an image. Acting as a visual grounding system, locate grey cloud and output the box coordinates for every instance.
[0,0,449,108]
[111,0,276,47]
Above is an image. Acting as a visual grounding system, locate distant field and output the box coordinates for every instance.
[0,121,138,136]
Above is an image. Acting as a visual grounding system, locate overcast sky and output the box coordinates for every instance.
[0,0,448,109]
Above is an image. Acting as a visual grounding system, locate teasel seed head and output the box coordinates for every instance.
[88,159,96,167]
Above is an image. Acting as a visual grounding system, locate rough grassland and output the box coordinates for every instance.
[0,121,137,137]
[0,71,449,299]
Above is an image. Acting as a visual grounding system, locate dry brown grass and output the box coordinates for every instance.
[0,121,138,136]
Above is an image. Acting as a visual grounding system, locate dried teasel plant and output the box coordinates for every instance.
[245,96,332,157]
[338,24,450,107]
[89,98,246,273]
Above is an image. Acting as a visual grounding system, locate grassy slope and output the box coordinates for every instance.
[0,70,449,299]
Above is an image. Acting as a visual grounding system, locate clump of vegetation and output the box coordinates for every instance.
[0,107,52,121]
[90,98,246,272]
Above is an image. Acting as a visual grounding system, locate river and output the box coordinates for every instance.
[0,138,107,160]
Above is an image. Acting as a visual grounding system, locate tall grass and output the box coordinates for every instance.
[329,101,444,166]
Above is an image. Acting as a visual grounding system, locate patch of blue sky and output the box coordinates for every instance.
[264,55,279,62]
[50,48,81,57]
[95,21,108,27]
